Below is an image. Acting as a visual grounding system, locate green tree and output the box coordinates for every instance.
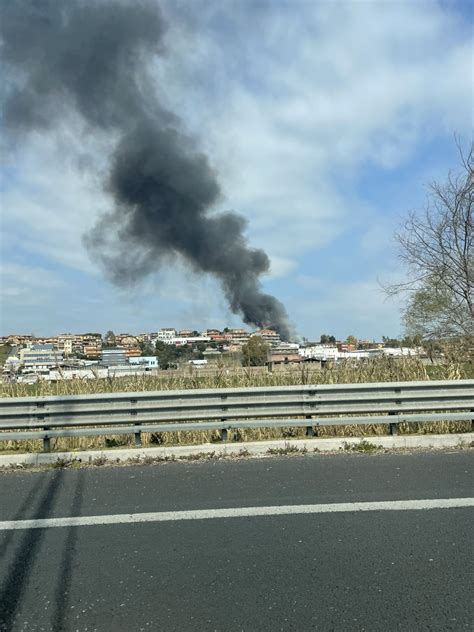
[104,330,116,347]
[320,334,336,344]
[154,341,198,369]
[387,141,473,341]
[196,342,207,358]
[139,341,154,356]
[382,336,401,347]
[154,340,178,370]
[241,336,269,366]
[0,344,12,367]
[346,335,358,347]
[401,334,422,348]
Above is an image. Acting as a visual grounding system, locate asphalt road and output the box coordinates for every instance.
[0,450,472,631]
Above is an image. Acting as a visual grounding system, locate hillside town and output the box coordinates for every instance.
[0,327,424,383]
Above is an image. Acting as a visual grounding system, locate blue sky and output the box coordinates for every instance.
[1,0,472,340]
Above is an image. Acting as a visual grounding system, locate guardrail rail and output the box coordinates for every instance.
[0,379,473,451]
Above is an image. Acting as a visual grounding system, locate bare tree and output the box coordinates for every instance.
[387,140,473,342]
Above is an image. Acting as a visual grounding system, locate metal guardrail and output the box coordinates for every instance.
[0,379,473,451]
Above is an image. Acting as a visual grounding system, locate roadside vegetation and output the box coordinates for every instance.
[0,356,472,454]
[342,440,382,453]
[2,355,472,399]
[0,344,11,367]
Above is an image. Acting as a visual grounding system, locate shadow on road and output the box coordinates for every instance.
[0,472,48,561]
[0,469,64,631]
[52,469,85,632]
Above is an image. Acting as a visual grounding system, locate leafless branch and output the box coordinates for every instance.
[386,139,473,341]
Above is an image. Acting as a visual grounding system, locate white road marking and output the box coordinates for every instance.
[0,498,472,531]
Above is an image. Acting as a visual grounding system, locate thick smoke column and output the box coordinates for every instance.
[1,0,291,339]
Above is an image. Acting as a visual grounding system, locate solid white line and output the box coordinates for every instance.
[0,498,473,531]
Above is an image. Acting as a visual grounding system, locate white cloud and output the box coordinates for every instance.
[156,0,471,258]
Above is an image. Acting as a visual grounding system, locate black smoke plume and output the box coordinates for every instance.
[0,0,290,339]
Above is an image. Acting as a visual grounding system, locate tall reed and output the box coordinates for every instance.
[1,357,471,453]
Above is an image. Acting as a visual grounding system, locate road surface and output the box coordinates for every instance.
[0,450,472,631]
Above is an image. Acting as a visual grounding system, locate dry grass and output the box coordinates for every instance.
[3,355,472,399]
[1,356,472,454]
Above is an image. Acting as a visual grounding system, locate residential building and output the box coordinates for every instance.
[160,336,211,347]
[226,329,250,345]
[125,347,142,358]
[82,345,102,359]
[56,334,75,356]
[157,328,177,342]
[206,334,226,344]
[33,337,57,346]
[202,329,221,338]
[117,335,140,349]
[274,342,300,353]
[337,341,356,353]
[251,329,281,346]
[75,333,102,358]
[6,335,34,346]
[358,340,384,350]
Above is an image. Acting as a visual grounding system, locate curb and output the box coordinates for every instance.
[0,433,472,468]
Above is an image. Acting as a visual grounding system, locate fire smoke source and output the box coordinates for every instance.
[1,0,291,339]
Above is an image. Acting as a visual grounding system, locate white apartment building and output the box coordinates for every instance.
[157,328,177,342]
[169,336,211,346]
[56,334,75,356]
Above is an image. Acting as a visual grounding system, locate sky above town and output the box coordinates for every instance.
[1,0,472,341]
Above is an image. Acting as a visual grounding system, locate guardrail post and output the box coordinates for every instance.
[43,427,51,453]
[305,415,314,437]
[388,412,398,436]
[220,427,228,442]
[134,424,142,447]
